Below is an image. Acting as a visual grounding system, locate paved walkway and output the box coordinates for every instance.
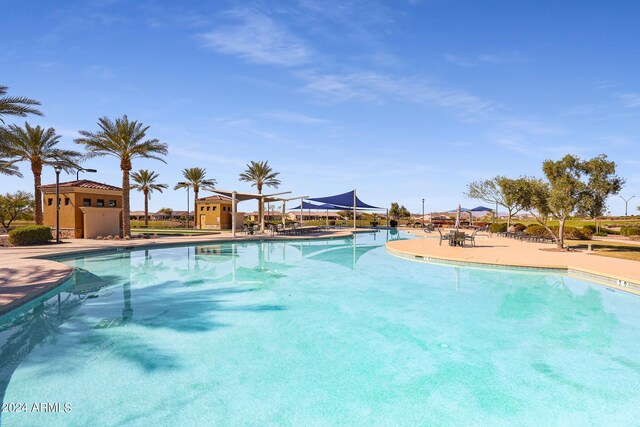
[0,229,364,316]
[387,230,640,295]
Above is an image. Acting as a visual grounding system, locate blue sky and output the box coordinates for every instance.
[1,0,639,214]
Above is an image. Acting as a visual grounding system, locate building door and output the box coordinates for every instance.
[200,215,206,229]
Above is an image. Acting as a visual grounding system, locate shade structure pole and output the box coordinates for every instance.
[260,196,265,233]
[386,209,389,227]
[326,209,329,227]
[282,202,286,226]
[232,191,237,237]
[352,190,357,230]
[55,167,61,243]
[300,202,303,226]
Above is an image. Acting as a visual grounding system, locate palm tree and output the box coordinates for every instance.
[131,169,168,227]
[174,167,216,228]
[0,85,42,176]
[0,85,42,124]
[239,160,281,230]
[75,115,167,237]
[2,122,81,224]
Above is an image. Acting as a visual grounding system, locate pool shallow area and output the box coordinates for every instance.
[1,231,640,425]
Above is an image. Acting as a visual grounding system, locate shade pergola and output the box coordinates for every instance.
[470,205,495,223]
[211,189,295,236]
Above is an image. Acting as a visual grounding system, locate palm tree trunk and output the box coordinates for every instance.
[193,188,199,229]
[32,166,43,225]
[144,189,149,227]
[122,169,131,237]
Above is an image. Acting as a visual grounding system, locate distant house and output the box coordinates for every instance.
[40,179,122,239]
[154,210,172,221]
[129,210,148,221]
[171,211,193,220]
[287,211,342,221]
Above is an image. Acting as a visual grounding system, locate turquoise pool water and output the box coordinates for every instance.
[1,231,640,426]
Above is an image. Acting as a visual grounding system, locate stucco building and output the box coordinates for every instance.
[195,195,238,229]
[40,180,123,239]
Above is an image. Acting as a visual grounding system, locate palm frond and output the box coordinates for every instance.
[239,160,281,189]
[0,86,43,123]
[0,159,22,177]
[131,169,168,198]
[2,122,81,171]
[75,115,167,165]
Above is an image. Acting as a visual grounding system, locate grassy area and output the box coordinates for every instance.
[131,228,221,235]
[568,240,640,262]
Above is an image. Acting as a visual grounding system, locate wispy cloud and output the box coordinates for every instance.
[444,52,526,67]
[299,70,495,118]
[443,54,475,67]
[263,111,329,124]
[617,93,640,108]
[85,65,114,80]
[200,9,313,66]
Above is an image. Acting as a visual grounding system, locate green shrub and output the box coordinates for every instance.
[489,223,508,233]
[626,227,640,236]
[525,225,550,236]
[390,219,398,227]
[582,224,597,233]
[513,223,527,232]
[593,232,608,237]
[602,228,619,235]
[523,225,591,240]
[8,225,52,246]
[557,226,591,240]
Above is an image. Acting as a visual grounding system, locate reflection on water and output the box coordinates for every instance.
[0,230,639,425]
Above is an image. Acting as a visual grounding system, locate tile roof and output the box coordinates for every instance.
[196,195,232,202]
[40,179,122,192]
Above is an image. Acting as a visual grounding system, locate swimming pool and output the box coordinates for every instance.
[1,231,639,425]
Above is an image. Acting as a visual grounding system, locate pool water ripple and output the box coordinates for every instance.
[0,231,639,426]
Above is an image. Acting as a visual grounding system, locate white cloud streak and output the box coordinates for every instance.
[200,9,313,66]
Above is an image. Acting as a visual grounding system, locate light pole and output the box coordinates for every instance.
[54,164,62,243]
[178,182,190,229]
[620,195,636,216]
[422,198,425,227]
[76,167,97,181]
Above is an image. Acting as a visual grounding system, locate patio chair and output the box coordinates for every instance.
[437,228,450,246]
[465,229,478,247]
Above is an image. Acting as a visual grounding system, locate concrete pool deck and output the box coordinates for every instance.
[0,228,367,316]
[387,230,640,295]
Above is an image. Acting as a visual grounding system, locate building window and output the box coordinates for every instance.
[83,198,91,206]
[97,199,105,207]
[48,198,53,206]
[65,198,71,206]
[206,206,210,211]
[213,206,217,211]
[109,200,116,207]
[200,206,204,211]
